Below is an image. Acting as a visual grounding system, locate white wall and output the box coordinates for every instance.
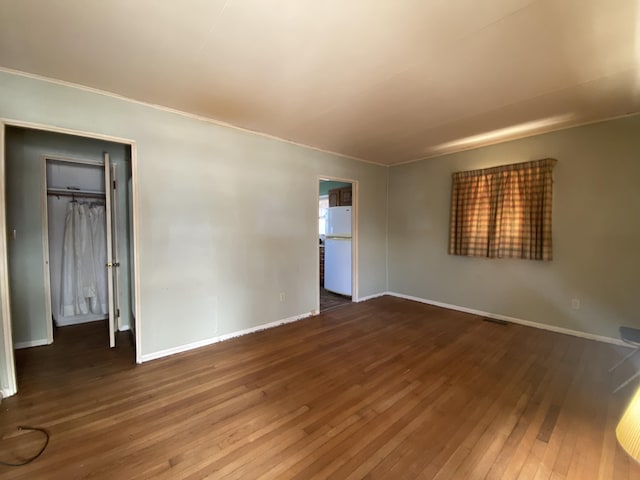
[388,114,640,340]
[0,70,388,378]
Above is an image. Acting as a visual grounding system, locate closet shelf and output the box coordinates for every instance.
[47,187,105,199]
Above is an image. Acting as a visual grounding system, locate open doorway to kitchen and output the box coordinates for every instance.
[319,178,355,312]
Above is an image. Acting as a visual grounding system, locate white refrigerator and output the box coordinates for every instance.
[325,206,352,296]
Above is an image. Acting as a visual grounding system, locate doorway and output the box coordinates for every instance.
[44,154,131,348]
[0,124,141,396]
[318,178,357,312]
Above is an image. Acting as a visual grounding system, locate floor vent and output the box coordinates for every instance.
[483,317,509,326]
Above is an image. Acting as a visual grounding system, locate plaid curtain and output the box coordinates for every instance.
[449,158,557,260]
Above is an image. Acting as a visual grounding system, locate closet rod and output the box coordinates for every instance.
[47,190,106,200]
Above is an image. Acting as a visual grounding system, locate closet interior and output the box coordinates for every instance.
[46,160,110,327]
[5,126,135,354]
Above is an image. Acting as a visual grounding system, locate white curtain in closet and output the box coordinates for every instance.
[61,202,108,316]
[89,204,108,314]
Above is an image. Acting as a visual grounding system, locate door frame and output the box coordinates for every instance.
[0,119,143,398]
[317,175,359,313]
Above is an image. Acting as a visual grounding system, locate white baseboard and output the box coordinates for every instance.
[14,338,50,349]
[140,311,316,363]
[1,387,14,400]
[356,292,387,302]
[386,292,628,347]
[140,294,627,363]
[55,315,107,327]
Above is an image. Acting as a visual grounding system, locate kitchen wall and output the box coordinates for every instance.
[388,114,640,340]
[319,180,351,196]
[0,70,388,384]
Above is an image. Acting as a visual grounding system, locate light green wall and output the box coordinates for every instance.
[388,114,640,339]
[5,127,132,346]
[319,181,351,196]
[6,66,636,394]
[0,70,388,371]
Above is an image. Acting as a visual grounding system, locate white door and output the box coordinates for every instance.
[324,238,352,296]
[104,153,119,348]
[110,162,122,332]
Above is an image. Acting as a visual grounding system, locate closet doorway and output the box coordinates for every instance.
[44,154,125,347]
[0,124,140,396]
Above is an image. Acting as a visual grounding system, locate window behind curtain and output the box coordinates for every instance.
[449,158,557,261]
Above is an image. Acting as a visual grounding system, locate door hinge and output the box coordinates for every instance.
[116,308,120,318]
[113,180,117,190]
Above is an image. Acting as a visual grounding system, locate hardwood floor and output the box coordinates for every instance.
[320,288,351,312]
[1,297,639,479]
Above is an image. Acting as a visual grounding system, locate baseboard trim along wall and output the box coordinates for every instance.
[140,292,627,363]
[386,292,628,347]
[356,292,387,302]
[140,310,317,362]
[55,316,107,327]
[14,338,50,350]
[13,326,129,351]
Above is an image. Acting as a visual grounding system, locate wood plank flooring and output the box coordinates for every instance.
[320,288,351,312]
[1,296,639,479]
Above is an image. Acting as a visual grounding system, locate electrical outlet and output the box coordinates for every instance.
[571,298,580,310]
[279,292,285,302]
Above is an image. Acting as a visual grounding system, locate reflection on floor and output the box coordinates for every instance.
[1,298,639,478]
[14,320,135,389]
[320,287,351,312]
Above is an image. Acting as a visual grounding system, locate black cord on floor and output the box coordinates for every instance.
[0,426,50,467]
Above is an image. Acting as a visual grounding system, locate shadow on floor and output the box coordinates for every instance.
[320,287,351,312]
